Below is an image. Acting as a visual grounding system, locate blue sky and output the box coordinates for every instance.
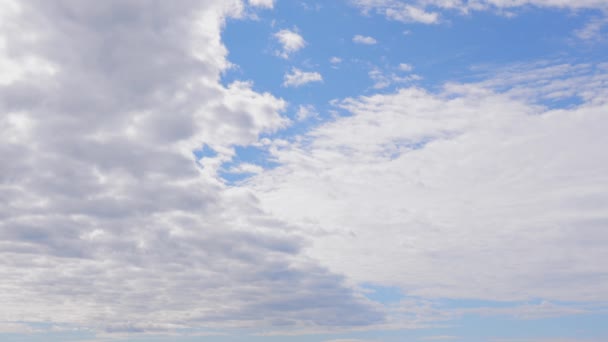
[217,0,608,184]
[0,0,607,341]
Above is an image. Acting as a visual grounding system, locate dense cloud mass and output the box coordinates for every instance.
[0,0,382,334]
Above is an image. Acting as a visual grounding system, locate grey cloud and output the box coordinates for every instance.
[0,0,382,335]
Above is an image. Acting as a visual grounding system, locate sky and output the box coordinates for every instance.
[0,0,607,341]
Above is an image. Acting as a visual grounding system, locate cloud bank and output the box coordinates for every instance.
[0,0,381,335]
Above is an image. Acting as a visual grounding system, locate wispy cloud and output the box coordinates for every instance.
[352,0,608,24]
[296,104,319,121]
[575,16,608,41]
[369,66,421,89]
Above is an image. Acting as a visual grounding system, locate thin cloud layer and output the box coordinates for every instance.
[0,0,381,335]
[353,0,608,23]
[247,62,608,304]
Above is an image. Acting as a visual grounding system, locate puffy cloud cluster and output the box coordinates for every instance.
[0,0,382,335]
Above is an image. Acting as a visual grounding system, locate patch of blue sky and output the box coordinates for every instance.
[219,2,608,185]
[224,3,607,101]
[219,145,279,184]
[223,1,376,101]
[540,95,586,109]
[360,283,405,305]
[193,144,218,160]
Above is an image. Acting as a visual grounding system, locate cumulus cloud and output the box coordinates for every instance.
[274,29,306,59]
[0,0,381,335]
[283,68,323,87]
[353,35,377,45]
[246,62,608,305]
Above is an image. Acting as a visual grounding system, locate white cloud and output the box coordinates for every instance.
[0,0,381,335]
[249,0,274,9]
[274,29,306,58]
[247,62,608,305]
[353,34,377,45]
[283,68,323,87]
[330,56,343,64]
